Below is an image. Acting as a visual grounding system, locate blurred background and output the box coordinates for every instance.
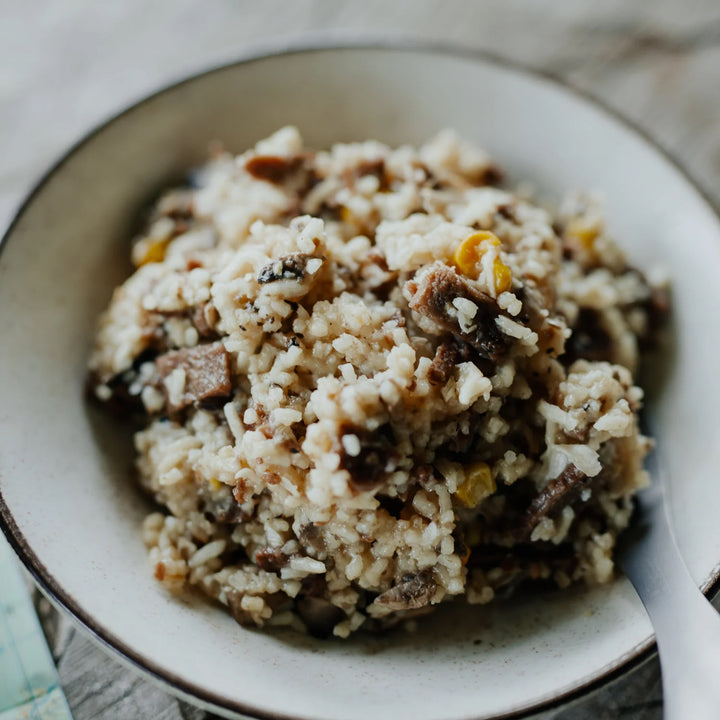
[2,0,720,226]
[1,1,719,718]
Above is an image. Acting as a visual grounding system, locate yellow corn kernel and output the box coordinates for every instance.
[208,478,222,492]
[454,231,513,294]
[340,206,353,223]
[134,236,170,267]
[453,231,500,277]
[492,258,513,294]
[455,462,496,508]
[566,218,600,251]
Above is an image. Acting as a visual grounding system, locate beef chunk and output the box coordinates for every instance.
[190,302,219,339]
[373,571,437,611]
[245,154,304,184]
[516,464,591,539]
[255,547,288,573]
[156,343,232,412]
[428,342,457,385]
[342,158,389,190]
[338,424,400,491]
[406,265,509,362]
[299,573,327,599]
[428,336,475,385]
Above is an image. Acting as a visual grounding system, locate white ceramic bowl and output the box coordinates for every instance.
[2,43,720,720]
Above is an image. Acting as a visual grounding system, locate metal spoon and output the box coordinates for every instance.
[618,434,720,718]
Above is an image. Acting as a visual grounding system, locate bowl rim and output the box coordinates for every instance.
[1,37,719,720]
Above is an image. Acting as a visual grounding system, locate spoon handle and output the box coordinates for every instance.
[621,478,720,719]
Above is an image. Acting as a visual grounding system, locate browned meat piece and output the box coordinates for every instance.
[190,302,219,339]
[338,423,400,491]
[341,158,389,190]
[428,339,459,385]
[299,573,327,599]
[562,426,590,444]
[298,523,326,554]
[406,264,509,362]
[427,336,474,385]
[374,571,437,611]
[257,253,321,284]
[245,154,304,184]
[255,547,288,573]
[516,464,591,539]
[156,343,232,412]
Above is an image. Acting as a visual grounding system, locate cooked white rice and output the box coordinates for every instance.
[89,127,666,638]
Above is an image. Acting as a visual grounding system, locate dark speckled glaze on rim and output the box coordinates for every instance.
[1,38,719,720]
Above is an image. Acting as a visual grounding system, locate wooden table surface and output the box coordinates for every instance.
[3,1,720,718]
